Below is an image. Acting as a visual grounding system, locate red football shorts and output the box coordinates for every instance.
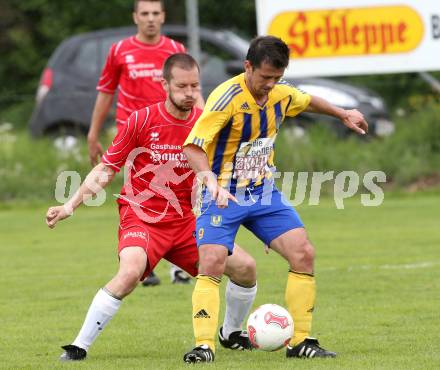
[118,203,199,280]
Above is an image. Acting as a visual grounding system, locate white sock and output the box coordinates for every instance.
[169,263,183,280]
[222,280,257,339]
[72,288,122,351]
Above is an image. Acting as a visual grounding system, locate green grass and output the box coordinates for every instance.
[0,126,123,204]
[1,192,439,369]
[275,101,440,187]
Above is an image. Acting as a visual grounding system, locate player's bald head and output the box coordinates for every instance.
[163,53,200,82]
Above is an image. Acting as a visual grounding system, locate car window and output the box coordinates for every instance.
[73,39,99,75]
[100,35,127,65]
[164,32,235,61]
[200,53,228,80]
[200,40,234,61]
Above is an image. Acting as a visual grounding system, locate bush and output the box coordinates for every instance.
[275,102,440,187]
[0,126,123,205]
[0,103,439,203]
[0,99,35,131]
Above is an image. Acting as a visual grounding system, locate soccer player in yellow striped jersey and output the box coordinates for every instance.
[182,36,368,363]
[186,69,311,191]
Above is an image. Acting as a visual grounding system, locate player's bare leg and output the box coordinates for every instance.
[224,244,256,286]
[270,228,336,358]
[105,247,148,297]
[60,247,147,361]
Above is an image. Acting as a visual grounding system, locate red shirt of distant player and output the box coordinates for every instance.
[101,102,201,222]
[97,36,186,125]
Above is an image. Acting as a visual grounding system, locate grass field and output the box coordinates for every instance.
[1,191,439,369]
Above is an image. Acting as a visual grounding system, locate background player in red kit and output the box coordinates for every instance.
[46,54,257,361]
[88,0,201,285]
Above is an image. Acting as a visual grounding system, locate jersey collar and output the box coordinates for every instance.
[130,35,166,50]
[157,102,197,125]
[238,73,272,109]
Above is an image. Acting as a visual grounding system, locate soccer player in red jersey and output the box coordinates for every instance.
[88,0,201,284]
[46,54,257,362]
[88,0,186,164]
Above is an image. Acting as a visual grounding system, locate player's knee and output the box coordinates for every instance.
[298,241,315,267]
[233,256,256,286]
[117,269,143,290]
[302,242,315,265]
[243,256,257,281]
[199,252,227,277]
[288,239,315,269]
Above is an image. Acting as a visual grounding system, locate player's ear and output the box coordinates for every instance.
[244,60,252,74]
[161,78,168,92]
[133,12,138,25]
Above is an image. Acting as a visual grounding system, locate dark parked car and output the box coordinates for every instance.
[29,25,394,143]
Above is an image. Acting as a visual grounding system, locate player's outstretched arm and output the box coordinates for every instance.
[87,92,114,166]
[305,95,368,135]
[183,144,237,208]
[46,163,115,229]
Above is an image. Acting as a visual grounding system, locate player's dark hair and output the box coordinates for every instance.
[134,0,164,12]
[246,36,290,69]
[163,53,200,81]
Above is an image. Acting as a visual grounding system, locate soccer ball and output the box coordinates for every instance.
[246,304,294,351]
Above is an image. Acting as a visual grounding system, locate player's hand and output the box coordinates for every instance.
[264,244,270,254]
[205,176,237,208]
[46,205,73,229]
[87,136,104,166]
[215,187,238,208]
[341,109,368,135]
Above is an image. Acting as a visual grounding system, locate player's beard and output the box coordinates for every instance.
[169,93,193,112]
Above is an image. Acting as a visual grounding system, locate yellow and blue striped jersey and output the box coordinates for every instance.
[183,73,311,189]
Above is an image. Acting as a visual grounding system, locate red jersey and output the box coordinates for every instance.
[102,102,201,222]
[97,35,186,125]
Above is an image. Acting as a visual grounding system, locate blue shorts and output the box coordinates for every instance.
[196,183,304,254]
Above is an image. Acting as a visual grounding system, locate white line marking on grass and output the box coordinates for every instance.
[321,261,440,272]
[380,261,440,270]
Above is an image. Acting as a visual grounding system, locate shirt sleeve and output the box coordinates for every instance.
[183,87,233,153]
[96,42,121,94]
[170,39,186,53]
[178,41,186,53]
[101,110,141,172]
[285,86,312,117]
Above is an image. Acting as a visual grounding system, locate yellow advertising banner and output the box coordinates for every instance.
[268,6,424,58]
[256,0,440,76]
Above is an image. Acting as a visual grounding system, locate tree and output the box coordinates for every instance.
[0,0,256,109]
